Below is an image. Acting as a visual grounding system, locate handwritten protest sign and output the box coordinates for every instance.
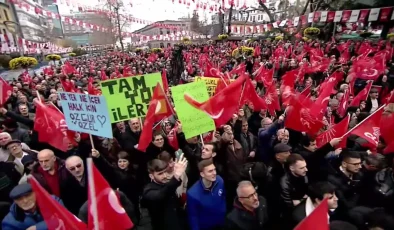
[171,81,215,139]
[195,77,235,97]
[59,92,113,138]
[100,73,163,123]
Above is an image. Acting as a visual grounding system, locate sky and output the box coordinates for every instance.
[56,0,216,32]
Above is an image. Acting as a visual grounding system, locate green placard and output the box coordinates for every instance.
[171,81,215,139]
[100,73,162,123]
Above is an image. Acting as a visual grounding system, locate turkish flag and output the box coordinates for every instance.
[0,77,12,106]
[254,66,274,87]
[137,99,159,152]
[379,109,394,154]
[184,74,246,127]
[167,123,179,150]
[34,102,70,152]
[151,83,173,122]
[343,106,384,148]
[60,78,78,93]
[294,199,329,230]
[280,70,298,105]
[316,115,350,148]
[30,177,87,230]
[349,81,373,107]
[87,77,100,95]
[215,78,231,95]
[262,82,280,116]
[337,90,350,117]
[228,63,246,77]
[311,72,342,119]
[285,95,324,135]
[242,78,267,112]
[100,70,108,81]
[87,159,134,230]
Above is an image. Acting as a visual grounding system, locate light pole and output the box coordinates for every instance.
[84,29,92,55]
[3,21,24,56]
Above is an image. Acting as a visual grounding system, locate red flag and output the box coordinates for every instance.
[380,110,394,154]
[311,72,343,119]
[262,82,280,116]
[100,69,108,81]
[87,159,134,230]
[87,77,100,95]
[285,95,324,135]
[30,177,87,230]
[151,83,173,122]
[299,84,312,98]
[242,78,267,112]
[0,77,12,106]
[161,69,169,92]
[185,74,246,128]
[167,124,179,150]
[62,62,77,75]
[294,199,329,230]
[214,78,231,95]
[34,102,69,152]
[254,66,274,87]
[349,81,373,107]
[228,63,246,77]
[316,115,350,148]
[60,78,78,93]
[342,105,384,149]
[337,90,350,117]
[137,99,159,152]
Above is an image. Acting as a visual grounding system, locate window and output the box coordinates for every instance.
[167,30,170,34]
[160,42,164,48]
[160,29,163,35]
[4,10,9,21]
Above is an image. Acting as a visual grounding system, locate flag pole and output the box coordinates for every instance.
[89,134,95,150]
[139,118,143,130]
[200,134,205,146]
[341,105,385,138]
[87,158,100,230]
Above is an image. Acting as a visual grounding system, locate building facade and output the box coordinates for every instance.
[0,0,17,46]
[131,19,192,48]
[62,12,114,46]
[12,0,49,42]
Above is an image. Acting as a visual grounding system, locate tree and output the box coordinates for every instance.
[101,0,130,52]
[256,0,311,38]
[190,10,213,38]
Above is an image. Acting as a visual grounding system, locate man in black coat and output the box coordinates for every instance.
[292,181,339,227]
[225,181,269,230]
[327,151,363,211]
[142,156,188,230]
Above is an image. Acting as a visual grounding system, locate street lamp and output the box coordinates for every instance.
[84,29,93,55]
[3,20,24,56]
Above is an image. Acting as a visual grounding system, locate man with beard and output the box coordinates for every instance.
[142,155,188,230]
[187,159,226,230]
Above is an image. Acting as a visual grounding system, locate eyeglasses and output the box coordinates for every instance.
[68,163,82,171]
[239,192,257,199]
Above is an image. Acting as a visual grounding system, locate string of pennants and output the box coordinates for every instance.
[230,7,394,35]
[9,0,198,41]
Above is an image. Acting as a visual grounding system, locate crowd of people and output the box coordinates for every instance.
[0,37,394,230]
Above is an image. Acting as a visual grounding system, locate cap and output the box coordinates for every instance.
[4,140,22,149]
[9,183,32,200]
[273,143,292,154]
[21,155,35,167]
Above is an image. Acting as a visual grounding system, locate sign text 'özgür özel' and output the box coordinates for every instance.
[59,92,113,138]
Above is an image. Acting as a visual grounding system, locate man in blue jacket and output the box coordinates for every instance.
[2,183,64,230]
[187,159,226,230]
